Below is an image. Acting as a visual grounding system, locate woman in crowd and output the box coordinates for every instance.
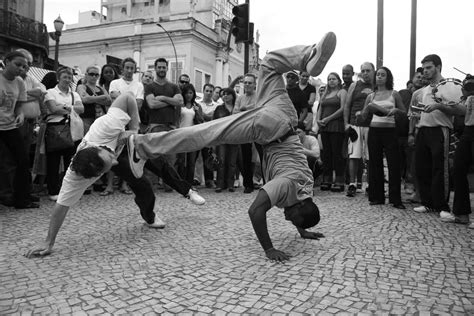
[43,67,84,201]
[361,66,406,209]
[77,66,111,133]
[176,84,204,184]
[98,64,119,94]
[316,73,346,192]
[97,64,130,196]
[213,87,239,193]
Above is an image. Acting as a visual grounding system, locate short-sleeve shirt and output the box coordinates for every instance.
[417,84,454,129]
[300,84,316,113]
[261,135,314,208]
[44,86,82,123]
[464,96,474,126]
[0,72,27,130]
[56,107,131,207]
[287,86,308,119]
[144,81,181,125]
[109,78,144,100]
[233,93,258,114]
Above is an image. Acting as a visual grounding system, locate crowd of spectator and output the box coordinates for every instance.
[1,48,473,229]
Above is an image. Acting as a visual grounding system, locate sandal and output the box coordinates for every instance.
[100,189,114,196]
[120,187,133,195]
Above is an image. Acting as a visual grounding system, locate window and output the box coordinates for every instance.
[169,60,183,83]
[194,68,212,93]
[195,70,203,93]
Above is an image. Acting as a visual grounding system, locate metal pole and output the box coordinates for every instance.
[54,31,60,70]
[244,0,249,74]
[409,0,417,79]
[157,23,179,83]
[376,0,384,69]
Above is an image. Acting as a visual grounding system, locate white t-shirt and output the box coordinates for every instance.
[56,107,131,207]
[109,78,144,100]
[180,106,195,128]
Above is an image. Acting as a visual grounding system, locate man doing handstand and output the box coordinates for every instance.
[127,32,337,261]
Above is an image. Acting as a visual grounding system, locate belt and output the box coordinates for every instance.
[271,129,297,144]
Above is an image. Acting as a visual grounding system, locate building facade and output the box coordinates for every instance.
[0,0,49,66]
[51,0,259,92]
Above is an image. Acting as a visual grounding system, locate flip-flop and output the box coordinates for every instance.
[120,188,133,195]
[100,190,113,196]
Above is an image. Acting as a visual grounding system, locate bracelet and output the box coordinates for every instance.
[264,247,274,253]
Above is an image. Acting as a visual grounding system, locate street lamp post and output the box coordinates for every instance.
[156,23,178,83]
[53,15,64,71]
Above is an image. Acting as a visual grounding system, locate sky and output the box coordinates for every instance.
[43,0,474,90]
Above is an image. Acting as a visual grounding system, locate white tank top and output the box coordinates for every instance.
[180,107,195,127]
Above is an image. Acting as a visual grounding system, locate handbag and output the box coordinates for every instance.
[45,117,74,152]
[45,92,78,152]
[70,107,84,142]
[204,147,220,171]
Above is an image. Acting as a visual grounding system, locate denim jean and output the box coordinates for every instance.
[216,144,239,189]
[134,44,318,157]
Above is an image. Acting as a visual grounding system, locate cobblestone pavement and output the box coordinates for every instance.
[1,187,473,315]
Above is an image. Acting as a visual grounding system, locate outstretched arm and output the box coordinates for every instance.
[248,190,290,262]
[25,203,70,258]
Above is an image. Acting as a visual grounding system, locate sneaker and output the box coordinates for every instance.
[346,183,356,197]
[441,213,470,224]
[147,217,166,229]
[48,195,58,201]
[439,211,452,219]
[469,222,474,229]
[187,189,205,205]
[413,206,433,213]
[233,179,240,188]
[128,134,146,178]
[306,32,337,77]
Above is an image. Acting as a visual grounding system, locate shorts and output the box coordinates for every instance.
[347,125,368,159]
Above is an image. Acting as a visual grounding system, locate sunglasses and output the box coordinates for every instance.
[179,80,189,84]
[88,73,100,77]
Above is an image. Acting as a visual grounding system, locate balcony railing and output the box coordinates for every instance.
[0,8,49,53]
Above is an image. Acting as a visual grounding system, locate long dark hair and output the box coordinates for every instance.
[99,64,119,87]
[321,72,342,100]
[221,87,236,106]
[374,66,394,91]
[181,83,197,106]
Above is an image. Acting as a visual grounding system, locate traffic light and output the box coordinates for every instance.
[231,4,249,43]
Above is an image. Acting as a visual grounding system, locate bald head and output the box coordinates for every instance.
[360,62,375,84]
